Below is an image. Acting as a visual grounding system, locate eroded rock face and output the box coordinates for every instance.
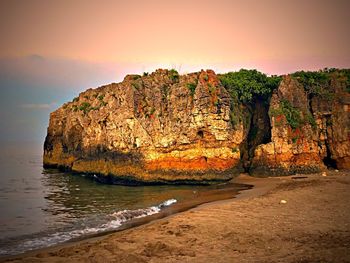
[314,77,350,169]
[251,75,350,175]
[44,69,350,183]
[44,69,244,183]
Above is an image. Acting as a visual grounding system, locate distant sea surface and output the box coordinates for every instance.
[0,142,247,256]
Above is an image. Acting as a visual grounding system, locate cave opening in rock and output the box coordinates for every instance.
[323,155,337,168]
[323,142,338,169]
[197,130,204,138]
[322,116,338,169]
[240,98,272,172]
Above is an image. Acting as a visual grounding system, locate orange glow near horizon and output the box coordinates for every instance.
[1,0,350,74]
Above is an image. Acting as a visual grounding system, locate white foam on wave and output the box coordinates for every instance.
[111,198,177,222]
[0,198,177,256]
[159,198,177,207]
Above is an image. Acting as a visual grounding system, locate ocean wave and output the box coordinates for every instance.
[0,198,177,256]
[111,198,177,222]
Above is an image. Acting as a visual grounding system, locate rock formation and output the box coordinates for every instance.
[251,73,350,175]
[44,69,350,184]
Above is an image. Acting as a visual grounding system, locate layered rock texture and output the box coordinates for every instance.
[44,69,350,183]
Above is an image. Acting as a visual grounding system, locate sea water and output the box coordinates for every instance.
[0,142,247,256]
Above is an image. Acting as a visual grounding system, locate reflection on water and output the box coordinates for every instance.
[40,169,206,227]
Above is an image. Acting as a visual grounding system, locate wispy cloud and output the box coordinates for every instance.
[20,102,57,110]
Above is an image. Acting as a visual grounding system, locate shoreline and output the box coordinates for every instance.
[0,174,271,261]
[2,171,350,262]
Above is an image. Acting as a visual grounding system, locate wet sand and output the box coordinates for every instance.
[2,171,350,263]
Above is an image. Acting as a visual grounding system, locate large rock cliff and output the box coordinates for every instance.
[44,69,244,184]
[44,69,350,184]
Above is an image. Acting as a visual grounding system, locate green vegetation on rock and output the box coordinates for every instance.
[293,68,350,93]
[280,99,302,130]
[100,101,107,107]
[335,69,350,92]
[79,102,92,114]
[270,99,317,130]
[208,83,216,94]
[186,82,197,96]
[169,69,179,82]
[291,70,333,99]
[229,111,239,127]
[131,82,140,90]
[305,112,317,130]
[219,69,281,103]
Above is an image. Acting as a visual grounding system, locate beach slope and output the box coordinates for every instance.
[3,172,350,263]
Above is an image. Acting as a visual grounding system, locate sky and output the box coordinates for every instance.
[0,0,349,142]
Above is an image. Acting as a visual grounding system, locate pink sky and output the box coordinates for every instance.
[0,0,349,141]
[1,0,350,74]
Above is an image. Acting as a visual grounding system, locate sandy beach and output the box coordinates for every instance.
[2,171,350,263]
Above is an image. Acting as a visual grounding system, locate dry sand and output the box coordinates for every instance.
[2,171,350,263]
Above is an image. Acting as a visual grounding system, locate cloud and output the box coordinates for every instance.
[20,102,57,110]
